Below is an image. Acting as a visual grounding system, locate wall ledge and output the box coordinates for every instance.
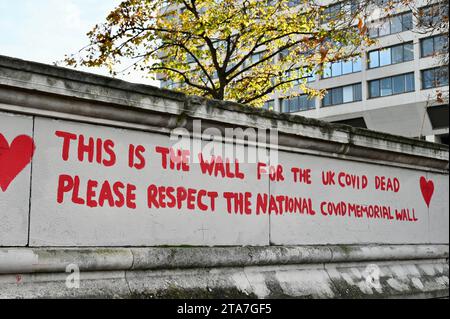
[0,245,448,299]
[0,54,448,172]
[0,244,447,274]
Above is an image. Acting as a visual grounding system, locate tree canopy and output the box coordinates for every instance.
[66,0,376,106]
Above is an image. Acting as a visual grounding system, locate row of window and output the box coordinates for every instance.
[186,35,445,85]
[285,68,316,84]
[418,2,449,29]
[321,0,359,23]
[368,11,413,39]
[269,67,448,112]
[369,2,448,39]
[368,42,414,69]
[321,35,445,79]
[323,83,362,107]
[323,57,362,78]
[369,68,448,96]
[281,95,316,113]
[323,2,444,38]
[369,73,415,98]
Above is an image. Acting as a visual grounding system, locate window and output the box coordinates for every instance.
[391,46,403,64]
[322,1,359,23]
[331,62,342,77]
[286,68,316,85]
[323,91,331,106]
[418,3,449,29]
[369,12,413,38]
[435,35,448,54]
[342,60,353,74]
[370,80,380,98]
[332,87,343,105]
[323,56,362,78]
[390,15,403,34]
[420,34,449,57]
[355,58,362,72]
[378,20,390,37]
[392,75,405,94]
[379,49,391,66]
[369,73,415,98]
[380,78,392,96]
[343,86,353,103]
[263,100,275,111]
[368,42,414,69]
[369,51,379,68]
[422,67,449,89]
[421,38,434,57]
[402,12,413,30]
[368,27,378,39]
[281,95,315,112]
[404,43,414,61]
[405,73,415,92]
[353,83,362,101]
[322,83,362,107]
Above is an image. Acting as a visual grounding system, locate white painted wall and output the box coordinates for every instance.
[0,112,448,247]
[29,117,270,246]
[0,112,34,246]
[270,150,449,245]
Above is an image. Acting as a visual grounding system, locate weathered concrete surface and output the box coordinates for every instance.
[0,245,447,274]
[0,245,447,299]
[21,116,448,246]
[0,55,448,298]
[0,111,33,246]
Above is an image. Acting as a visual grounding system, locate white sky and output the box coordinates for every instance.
[0,0,158,86]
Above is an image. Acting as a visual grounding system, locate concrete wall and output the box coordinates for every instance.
[0,112,33,246]
[0,55,448,298]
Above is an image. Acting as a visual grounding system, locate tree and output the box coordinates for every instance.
[65,0,374,106]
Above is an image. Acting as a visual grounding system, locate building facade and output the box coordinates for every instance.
[267,0,449,145]
[160,0,449,144]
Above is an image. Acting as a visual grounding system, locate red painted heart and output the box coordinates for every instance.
[0,133,35,192]
[420,177,435,208]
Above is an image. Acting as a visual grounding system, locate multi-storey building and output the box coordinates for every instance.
[160,0,449,144]
[264,0,449,145]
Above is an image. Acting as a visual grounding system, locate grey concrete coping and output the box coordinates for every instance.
[0,55,448,171]
[0,244,447,275]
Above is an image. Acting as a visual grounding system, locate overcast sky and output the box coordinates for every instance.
[0,0,158,85]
